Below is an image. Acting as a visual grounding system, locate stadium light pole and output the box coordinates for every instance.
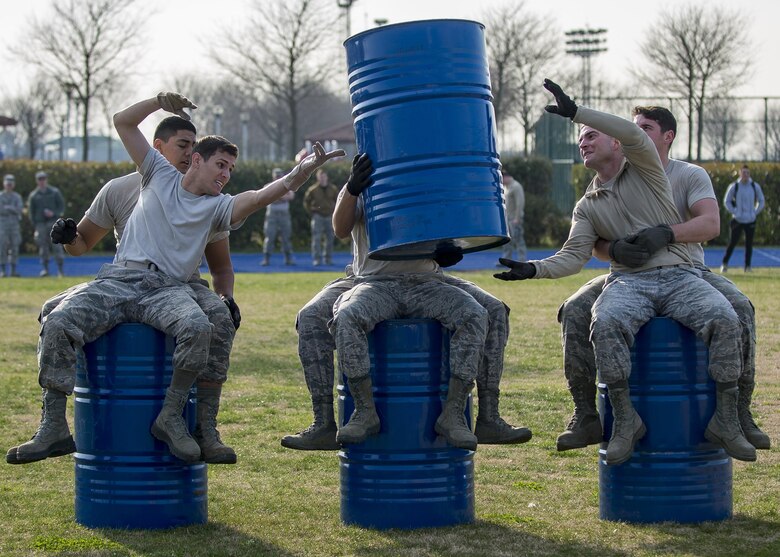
[337,0,358,38]
[565,28,607,106]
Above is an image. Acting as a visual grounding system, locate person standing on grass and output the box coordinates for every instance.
[721,165,765,273]
[0,174,23,277]
[261,167,296,266]
[501,170,527,262]
[555,106,770,454]
[26,171,65,277]
[495,80,755,466]
[303,169,339,266]
[6,92,344,466]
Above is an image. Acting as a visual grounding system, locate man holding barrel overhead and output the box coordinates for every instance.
[321,153,535,451]
[495,79,755,466]
[281,154,532,451]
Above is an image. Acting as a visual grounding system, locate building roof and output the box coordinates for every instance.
[304,121,355,143]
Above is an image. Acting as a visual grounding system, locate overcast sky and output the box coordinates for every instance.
[1,0,778,159]
[1,0,778,99]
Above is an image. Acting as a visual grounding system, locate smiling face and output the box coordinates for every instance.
[155,130,196,173]
[577,125,619,170]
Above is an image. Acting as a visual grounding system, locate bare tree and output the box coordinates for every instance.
[482,1,560,156]
[636,4,751,162]
[7,76,60,159]
[14,0,148,161]
[703,97,743,161]
[213,0,341,159]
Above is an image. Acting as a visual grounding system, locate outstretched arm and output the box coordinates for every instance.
[230,142,344,225]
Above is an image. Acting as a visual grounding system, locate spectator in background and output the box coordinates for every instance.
[26,171,65,277]
[0,174,23,277]
[262,167,296,266]
[501,170,527,262]
[721,165,765,273]
[304,169,339,266]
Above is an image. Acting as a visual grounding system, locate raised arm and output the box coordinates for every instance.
[113,92,197,167]
[230,142,345,225]
[333,153,373,239]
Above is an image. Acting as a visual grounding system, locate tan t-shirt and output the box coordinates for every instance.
[533,107,692,279]
[666,158,715,267]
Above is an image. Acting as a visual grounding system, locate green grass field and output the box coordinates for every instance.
[1,269,778,557]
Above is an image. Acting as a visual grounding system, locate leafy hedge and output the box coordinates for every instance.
[572,161,780,246]
[0,159,351,256]
[1,155,573,256]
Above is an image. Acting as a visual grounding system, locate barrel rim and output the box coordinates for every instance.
[343,19,485,46]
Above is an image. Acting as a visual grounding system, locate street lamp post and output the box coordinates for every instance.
[240,112,250,160]
[565,28,607,106]
[213,105,224,136]
[337,0,358,38]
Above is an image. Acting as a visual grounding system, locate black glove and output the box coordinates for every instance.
[543,78,578,120]
[633,224,676,255]
[609,235,651,268]
[434,250,463,268]
[493,258,536,281]
[346,153,373,196]
[221,295,241,330]
[50,217,78,244]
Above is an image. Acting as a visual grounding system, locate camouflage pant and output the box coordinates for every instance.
[38,264,214,394]
[330,274,488,382]
[558,267,756,387]
[442,274,510,394]
[296,276,355,402]
[591,267,742,385]
[263,211,293,257]
[297,275,508,401]
[38,274,234,388]
[295,275,509,403]
[310,214,333,263]
[34,221,64,267]
[0,220,21,266]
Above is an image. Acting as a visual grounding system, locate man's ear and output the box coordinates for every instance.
[190,152,202,169]
[152,137,163,151]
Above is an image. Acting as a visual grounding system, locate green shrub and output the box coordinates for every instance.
[571,161,780,245]
[0,159,352,254]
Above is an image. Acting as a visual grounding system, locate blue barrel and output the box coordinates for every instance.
[74,323,207,529]
[344,20,508,260]
[339,319,475,529]
[598,317,732,523]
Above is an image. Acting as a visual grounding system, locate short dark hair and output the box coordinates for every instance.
[154,116,197,142]
[194,135,239,161]
[632,106,677,135]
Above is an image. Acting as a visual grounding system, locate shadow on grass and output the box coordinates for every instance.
[632,515,780,557]
[100,521,296,557]
[344,518,632,557]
